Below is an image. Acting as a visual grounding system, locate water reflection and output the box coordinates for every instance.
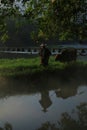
[1,103,86,130]
[37,103,87,130]
[55,86,77,99]
[39,91,52,112]
[0,123,12,130]
[0,76,87,130]
[0,75,86,99]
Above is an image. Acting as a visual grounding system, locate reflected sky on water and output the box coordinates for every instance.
[0,77,87,130]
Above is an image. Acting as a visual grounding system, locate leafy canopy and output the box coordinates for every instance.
[0,0,87,41]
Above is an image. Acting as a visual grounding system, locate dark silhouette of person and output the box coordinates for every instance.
[39,91,52,112]
[39,44,51,66]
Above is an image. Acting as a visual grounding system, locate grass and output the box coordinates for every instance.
[0,56,87,77]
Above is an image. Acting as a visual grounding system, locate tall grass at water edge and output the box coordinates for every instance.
[0,56,87,77]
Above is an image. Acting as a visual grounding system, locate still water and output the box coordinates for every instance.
[0,76,87,130]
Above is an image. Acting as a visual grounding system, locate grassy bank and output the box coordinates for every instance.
[0,56,87,78]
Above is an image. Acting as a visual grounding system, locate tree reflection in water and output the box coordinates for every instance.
[0,123,12,130]
[37,103,87,130]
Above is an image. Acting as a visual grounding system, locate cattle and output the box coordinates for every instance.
[55,48,77,62]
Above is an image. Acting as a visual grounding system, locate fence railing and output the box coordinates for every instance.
[0,47,87,55]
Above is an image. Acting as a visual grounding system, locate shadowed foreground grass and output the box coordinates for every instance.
[0,56,87,77]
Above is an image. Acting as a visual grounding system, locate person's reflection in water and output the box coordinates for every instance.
[39,91,52,112]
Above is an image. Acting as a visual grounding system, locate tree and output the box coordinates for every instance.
[0,0,87,42]
[0,0,17,42]
[24,0,87,41]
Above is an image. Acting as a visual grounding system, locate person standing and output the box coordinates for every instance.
[39,43,51,66]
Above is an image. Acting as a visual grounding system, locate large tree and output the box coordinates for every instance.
[24,0,87,41]
[0,0,87,42]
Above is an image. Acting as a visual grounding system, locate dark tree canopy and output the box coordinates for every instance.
[51,0,87,40]
[24,0,87,41]
[0,0,87,42]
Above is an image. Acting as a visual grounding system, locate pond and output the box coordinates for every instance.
[0,76,87,130]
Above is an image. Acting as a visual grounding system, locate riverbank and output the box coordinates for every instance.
[0,56,87,79]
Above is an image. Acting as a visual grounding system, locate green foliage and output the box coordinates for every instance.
[0,0,87,41]
[0,0,21,42]
[25,0,87,40]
